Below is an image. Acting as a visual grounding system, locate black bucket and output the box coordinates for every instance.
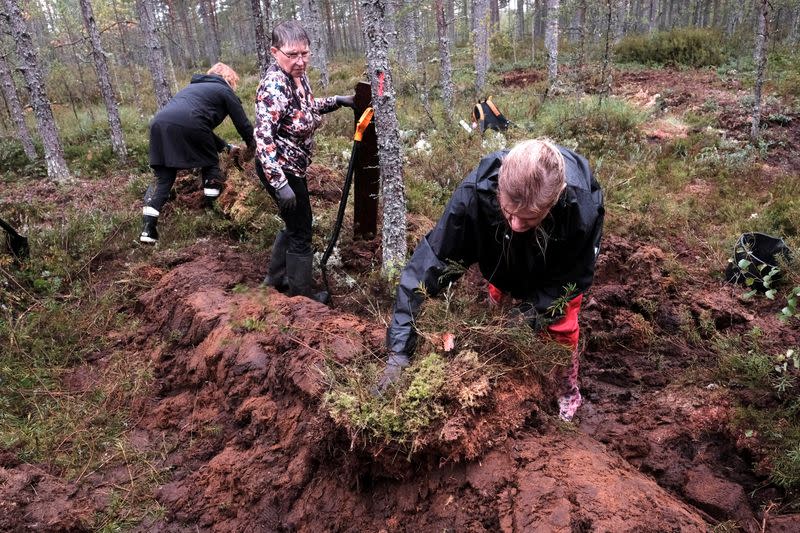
[725,232,792,292]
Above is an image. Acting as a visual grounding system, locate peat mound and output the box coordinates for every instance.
[131,244,711,531]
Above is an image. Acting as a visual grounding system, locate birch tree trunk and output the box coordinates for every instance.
[79,0,127,162]
[250,0,270,77]
[1,0,70,182]
[136,0,172,110]
[301,0,329,88]
[435,0,454,119]
[751,0,769,141]
[473,0,490,96]
[0,51,36,160]
[545,0,560,87]
[360,0,407,276]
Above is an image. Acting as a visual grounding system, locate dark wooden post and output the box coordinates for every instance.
[352,81,379,240]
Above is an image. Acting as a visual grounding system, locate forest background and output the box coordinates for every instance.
[1,0,800,530]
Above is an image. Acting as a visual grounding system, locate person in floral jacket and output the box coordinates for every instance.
[254,21,354,303]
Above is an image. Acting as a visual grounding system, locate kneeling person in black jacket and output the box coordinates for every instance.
[140,62,255,244]
[380,139,605,421]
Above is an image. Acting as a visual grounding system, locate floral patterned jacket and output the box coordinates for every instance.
[254,64,339,190]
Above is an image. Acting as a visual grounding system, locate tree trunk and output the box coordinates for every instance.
[250,0,270,76]
[57,5,95,124]
[751,0,769,141]
[0,51,36,160]
[1,0,70,182]
[302,0,329,87]
[447,0,456,45]
[516,0,525,39]
[360,0,407,276]
[617,0,630,41]
[435,0,455,119]
[648,0,659,32]
[727,1,743,34]
[199,0,221,64]
[175,0,199,67]
[322,0,336,54]
[530,0,536,62]
[473,0,490,96]
[79,0,127,162]
[490,0,500,28]
[135,0,172,110]
[398,0,419,66]
[545,0,559,87]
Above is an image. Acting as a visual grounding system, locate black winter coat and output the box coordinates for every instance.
[386,147,605,356]
[149,74,254,169]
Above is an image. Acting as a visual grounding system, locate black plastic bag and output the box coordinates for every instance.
[725,232,792,292]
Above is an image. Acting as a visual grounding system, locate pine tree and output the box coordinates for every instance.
[361,0,407,276]
[1,0,70,182]
[79,0,127,162]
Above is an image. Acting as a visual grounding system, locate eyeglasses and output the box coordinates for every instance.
[277,48,312,61]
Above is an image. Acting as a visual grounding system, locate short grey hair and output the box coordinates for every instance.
[271,21,310,48]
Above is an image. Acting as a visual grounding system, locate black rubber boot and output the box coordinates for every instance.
[139,215,159,244]
[286,251,329,304]
[263,230,289,291]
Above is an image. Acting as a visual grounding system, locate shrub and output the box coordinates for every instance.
[534,96,645,157]
[0,138,44,179]
[615,28,728,67]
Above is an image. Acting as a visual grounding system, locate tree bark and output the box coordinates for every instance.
[473,0,490,96]
[0,50,36,160]
[751,0,769,141]
[302,0,329,87]
[360,0,407,276]
[175,0,199,67]
[490,0,500,28]
[398,0,419,66]
[322,0,336,54]
[250,0,270,77]
[516,0,525,39]
[545,0,559,87]
[135,0,172,110]
[435,0,454,119]
[648,0,660,33]
[79,0,128,162]
[199,0,221,64]
[530,0,536,62]
[1,0,70,182]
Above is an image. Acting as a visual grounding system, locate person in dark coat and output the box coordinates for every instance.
[140,62,255,244]
[379,139,605,421]
[254,21,354,303]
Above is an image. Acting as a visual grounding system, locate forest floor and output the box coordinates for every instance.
[1,67,799,532]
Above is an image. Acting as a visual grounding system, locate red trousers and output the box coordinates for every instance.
[488,284,583,349]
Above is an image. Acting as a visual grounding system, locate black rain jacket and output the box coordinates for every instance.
[386,146,605,356]
[149,74,254,169]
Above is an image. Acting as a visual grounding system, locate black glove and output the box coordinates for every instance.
[375,352,410,394]
[509,302,550,332]
[335,95,355,108]
[275,183,297,211]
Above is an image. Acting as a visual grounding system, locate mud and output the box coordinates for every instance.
[2,68,799,532]
[126,242,715,531]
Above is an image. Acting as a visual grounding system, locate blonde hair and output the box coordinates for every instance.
[207,62,240,90]
[497,139,566,220]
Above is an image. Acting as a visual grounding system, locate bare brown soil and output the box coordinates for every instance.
[2,68,799,531]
